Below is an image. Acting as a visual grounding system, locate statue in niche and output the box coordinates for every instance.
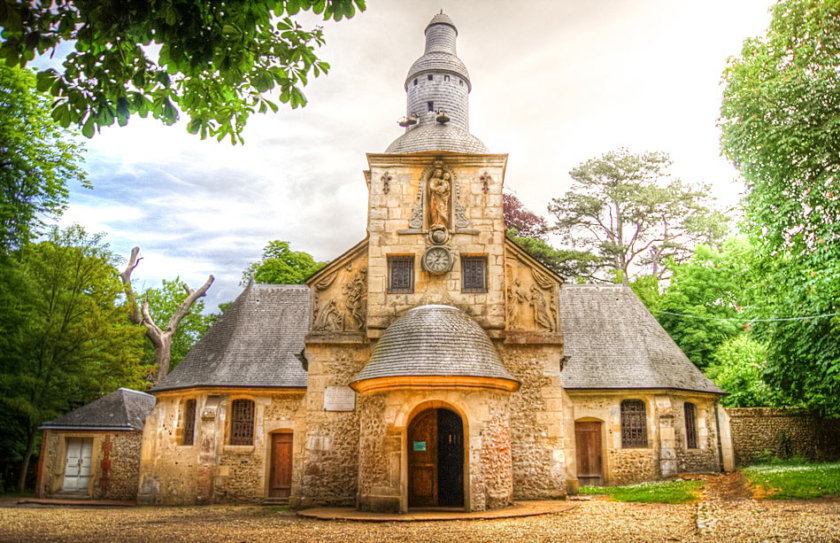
[530,283,555,331]
[343,267,367,330]
[428,168,451,229]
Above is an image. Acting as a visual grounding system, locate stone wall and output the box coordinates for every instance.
[38,430,143,500]
[726,407,840,465]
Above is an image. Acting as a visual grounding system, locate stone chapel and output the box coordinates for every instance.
[131,12,734,512]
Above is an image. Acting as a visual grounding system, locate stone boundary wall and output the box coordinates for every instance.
[726,407,840,465]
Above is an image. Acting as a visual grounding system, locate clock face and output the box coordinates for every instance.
[423,247,452,274]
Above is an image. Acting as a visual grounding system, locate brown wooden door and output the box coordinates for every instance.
[408,409,437,507]
[437,409,464,507]
[575,421,603,486]
[269,433,293,498]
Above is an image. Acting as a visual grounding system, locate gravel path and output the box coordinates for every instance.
[1,481,838,543]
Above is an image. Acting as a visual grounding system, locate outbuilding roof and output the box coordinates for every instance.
[353,305,516,384]
[39,388,155,431]
[152,283,310,392]
[385,124,488,154]
[560,284,724,395]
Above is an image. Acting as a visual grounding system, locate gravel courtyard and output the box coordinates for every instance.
[1,496,839,543]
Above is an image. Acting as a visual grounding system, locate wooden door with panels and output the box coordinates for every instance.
[575,421,604,486]
[62,438,93,493]
[269,432,293,498]
[408,409,438,506]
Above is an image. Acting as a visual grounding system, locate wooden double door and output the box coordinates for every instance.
[269,433,293,498]
[408,408,464,508]
[575,421,604,486]
[62,438,93,493]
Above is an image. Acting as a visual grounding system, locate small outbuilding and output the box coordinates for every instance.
[36,388,155,500]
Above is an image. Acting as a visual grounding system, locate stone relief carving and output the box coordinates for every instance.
[312,263,368,332]
[408,185,424,229]
[505,261,559,332]
[453,173,469,229]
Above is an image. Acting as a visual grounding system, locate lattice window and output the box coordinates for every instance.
[182,399,196,446]
[230,399,255,445]
[621,399,648,448]
[388,256,414,293]
[684,402,697,449]
[461,256,487,292]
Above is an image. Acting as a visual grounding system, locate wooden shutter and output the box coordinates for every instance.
[461,256,487,292]
[183,399,196,446]
[621,400,648,448]
[389,256,414,293]
[230,399,255,445]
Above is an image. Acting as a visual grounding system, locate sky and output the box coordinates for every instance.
[53,0,776,311]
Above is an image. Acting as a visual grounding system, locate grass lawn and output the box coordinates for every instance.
[743,462,840,499]
[579,479,702,504]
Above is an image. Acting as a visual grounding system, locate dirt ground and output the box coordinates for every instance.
[1,475,838,543]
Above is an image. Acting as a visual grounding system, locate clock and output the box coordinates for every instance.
[422,246,453,274]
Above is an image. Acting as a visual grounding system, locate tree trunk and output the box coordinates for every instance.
[17,426,36,492]
[154,335,173,382]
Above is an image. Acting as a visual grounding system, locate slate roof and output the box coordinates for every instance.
[406,51,471,88]
[353,305,516,384]
[39,388,155,431]
[426,12,457,33]
[560,285,724,394]
[385,123,488,154]
[152,283,309,392]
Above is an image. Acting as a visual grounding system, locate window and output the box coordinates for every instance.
[427,74,433,81]
[230,399,255,445]
[182,399,196,445]
[461,256,487,292]
[459,79,463,86]
[388,256,414,293]
[684,402,697,449]
[621,400,648,448]
[414,78,418,86]
[444,74,450,82]
[427,101,434,112]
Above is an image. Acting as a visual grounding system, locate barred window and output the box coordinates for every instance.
[388,256,414,293]
[461,256,487,293]
[621,400,648,448]
[182,399,196,446]
[684,402,697,449]
[230,399,255,445]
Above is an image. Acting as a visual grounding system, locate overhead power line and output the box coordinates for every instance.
[653,311,840,323]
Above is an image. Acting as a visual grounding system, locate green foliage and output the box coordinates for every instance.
[142,278,218,372]
[549,148,728,284]
[506,229,603,281]
[579,479,702,504]
[0,60,88,251]
[0,0,366,143]
[244,240,326,285]
[743,462,840,499]
[720,0,840,417]
[706,335,779,407]
[0,226,148,489]
[654,240,753,369]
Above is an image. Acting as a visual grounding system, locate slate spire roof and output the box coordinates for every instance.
[387,12,488,154]
[559,285,724,394]
[152,282,309,392]
[39,388,155,431]
[352,305,516,384]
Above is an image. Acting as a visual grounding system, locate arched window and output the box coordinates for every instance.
[230,399,255,445]
[182,399,196,446]
[621,400,648,448]
[684,402,697,449]
[444,74,450,82]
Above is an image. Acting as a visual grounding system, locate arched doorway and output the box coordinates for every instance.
[408,408,464,507]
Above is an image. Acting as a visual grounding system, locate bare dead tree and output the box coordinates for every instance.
[120,246,214,382]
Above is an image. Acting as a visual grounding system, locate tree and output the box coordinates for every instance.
[142,278,219,373]
[506,229,603,281]
[243,240,325,284]
[706,335,780,408]
[720,0,840,416]
[549,149,729,284]
[0,61,88,251]
[654,239,755,369]
[0,0,366,143]
[0,226,148,491]
[120,247,214,382]
[503,193,548,240]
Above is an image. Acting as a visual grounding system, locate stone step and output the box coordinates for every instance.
[262,497,290,506]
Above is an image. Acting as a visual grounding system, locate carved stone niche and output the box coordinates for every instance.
[311,262,368,334]
[406,159,470,233]
[505,260,559,333]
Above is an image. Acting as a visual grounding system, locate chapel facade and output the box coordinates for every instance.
[135,13,734,513]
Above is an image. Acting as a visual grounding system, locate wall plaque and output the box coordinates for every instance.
[413,441,427,451]
[324,386,356,412]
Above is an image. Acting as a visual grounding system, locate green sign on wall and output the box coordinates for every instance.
[413,441,426,451]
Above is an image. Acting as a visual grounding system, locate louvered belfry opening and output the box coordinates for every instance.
[684,402,697,449]
[620,399,648,448]
[183,399,196,445]
[230,399,255,445]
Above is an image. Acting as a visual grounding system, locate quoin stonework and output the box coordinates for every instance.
[37,12,735,512]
